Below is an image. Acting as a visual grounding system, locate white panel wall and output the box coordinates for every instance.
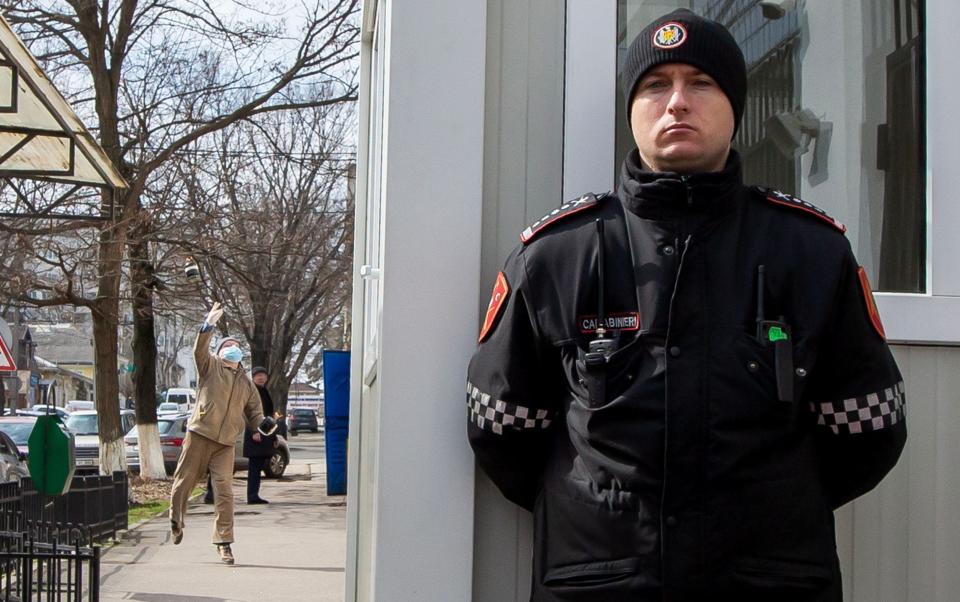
[348,1,487,601]
[474,1,566,600]
[836,345,960,602]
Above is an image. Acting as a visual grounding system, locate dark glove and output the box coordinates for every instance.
[258,416,278,436]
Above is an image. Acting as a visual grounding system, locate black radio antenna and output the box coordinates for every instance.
[596,218,606,332]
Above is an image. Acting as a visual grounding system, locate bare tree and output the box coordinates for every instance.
[161,105,353,413]
[2,0,359,477]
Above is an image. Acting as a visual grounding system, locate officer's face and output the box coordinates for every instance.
[629,64,734,174]
[253,372,267,385]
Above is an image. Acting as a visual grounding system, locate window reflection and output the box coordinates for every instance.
[615,0,925,292]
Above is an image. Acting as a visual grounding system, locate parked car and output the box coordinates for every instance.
[125,414,290,478]
[65,410,136,473]
[125,414,189,475]
[64,400,95,413]
[233,430,291,478]
[0,431,29,483]
[19,404,70,420]
[157,402,181,416]
[0,415,38,459]
[288,408,320,434]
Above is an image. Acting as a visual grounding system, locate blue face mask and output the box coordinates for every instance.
[219,346,243,363]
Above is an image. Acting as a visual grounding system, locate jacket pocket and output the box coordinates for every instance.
[571,338,656,408]
[732,555,833,591]
[543,557,640,588]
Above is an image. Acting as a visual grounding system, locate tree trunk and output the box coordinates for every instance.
[91,223,125,475]
[130,222,165,479]
[272,371,291,418]
[135,422,167,479]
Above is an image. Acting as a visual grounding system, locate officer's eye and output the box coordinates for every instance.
[641,79,668,90]
[692,78,715,88]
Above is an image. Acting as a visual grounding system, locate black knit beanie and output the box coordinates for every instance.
[252,366,268,377]
[620,9,747,136]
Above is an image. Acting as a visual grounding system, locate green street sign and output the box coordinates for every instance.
[28,414,76,495]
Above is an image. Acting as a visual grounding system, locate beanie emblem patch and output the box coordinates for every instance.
[652,22,687,49]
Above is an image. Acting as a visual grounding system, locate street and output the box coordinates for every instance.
[99,431,346,602]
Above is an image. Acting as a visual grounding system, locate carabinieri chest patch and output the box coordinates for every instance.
[521,194,600,244]
[761,187,847,233]
[579,312,641,334]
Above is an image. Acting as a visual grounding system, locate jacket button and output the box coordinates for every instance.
[662,245,675,256]
[665,516,678,527]
[669,346,681,357]
[747,361,759,372]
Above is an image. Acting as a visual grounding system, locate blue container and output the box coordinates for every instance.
[322,350,350,495]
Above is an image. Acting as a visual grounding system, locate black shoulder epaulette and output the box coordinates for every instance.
[755,186,846,234]
[521,193,606,244]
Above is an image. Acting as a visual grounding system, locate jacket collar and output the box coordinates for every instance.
[617,148,743,220]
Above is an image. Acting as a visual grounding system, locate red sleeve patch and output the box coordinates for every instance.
[479,271,510,342]
[857,266,886,339]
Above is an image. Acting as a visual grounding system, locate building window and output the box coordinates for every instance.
[616,0,926,292]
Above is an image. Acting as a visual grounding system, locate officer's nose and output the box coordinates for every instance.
[666,84,690,114]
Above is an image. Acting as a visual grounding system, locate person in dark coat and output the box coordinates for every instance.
[243,366,275,504]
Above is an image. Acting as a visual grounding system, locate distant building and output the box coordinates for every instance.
[34,355,94,405]
[29,322,134,404]
[1,323,39,409]
[287,382,324,414]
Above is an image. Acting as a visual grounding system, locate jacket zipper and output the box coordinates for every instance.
[216,368,239,442]
[660,231,692,572]
[681,175,694,206]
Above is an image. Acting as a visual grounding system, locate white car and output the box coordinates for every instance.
[64,410,137,473]
[64,400,95,413]
[25,404,70,420]
[157,402,181,416]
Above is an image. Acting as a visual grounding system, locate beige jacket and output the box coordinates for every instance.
[187,327,264,446]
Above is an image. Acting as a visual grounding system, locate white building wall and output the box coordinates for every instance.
[347,1,487,601]
[474,2,566,599]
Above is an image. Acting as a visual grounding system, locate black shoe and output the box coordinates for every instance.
[171,520,183,545]
[247,497,269,504]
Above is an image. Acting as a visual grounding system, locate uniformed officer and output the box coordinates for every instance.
[467,9,906,602]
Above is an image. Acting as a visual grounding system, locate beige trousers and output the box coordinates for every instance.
[169,430,236,544]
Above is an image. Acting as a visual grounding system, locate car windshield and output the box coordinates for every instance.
[159,403,179,412]
[0,422,36,444]
[167,394,188,405]
[294,409,314,415]
[65,414,98,435]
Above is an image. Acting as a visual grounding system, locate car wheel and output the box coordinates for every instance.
[264,451,287,478]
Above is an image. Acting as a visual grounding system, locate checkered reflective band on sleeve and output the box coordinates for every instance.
[467,382,553,435]
[810,381,905,434]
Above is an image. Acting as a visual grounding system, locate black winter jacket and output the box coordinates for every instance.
[243,385,275,458]
[466,150,906,601]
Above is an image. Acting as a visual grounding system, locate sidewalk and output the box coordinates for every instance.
[98,461,346,602]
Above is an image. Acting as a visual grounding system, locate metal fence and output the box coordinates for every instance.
[0,531,99,602]
[0,472,127,547]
